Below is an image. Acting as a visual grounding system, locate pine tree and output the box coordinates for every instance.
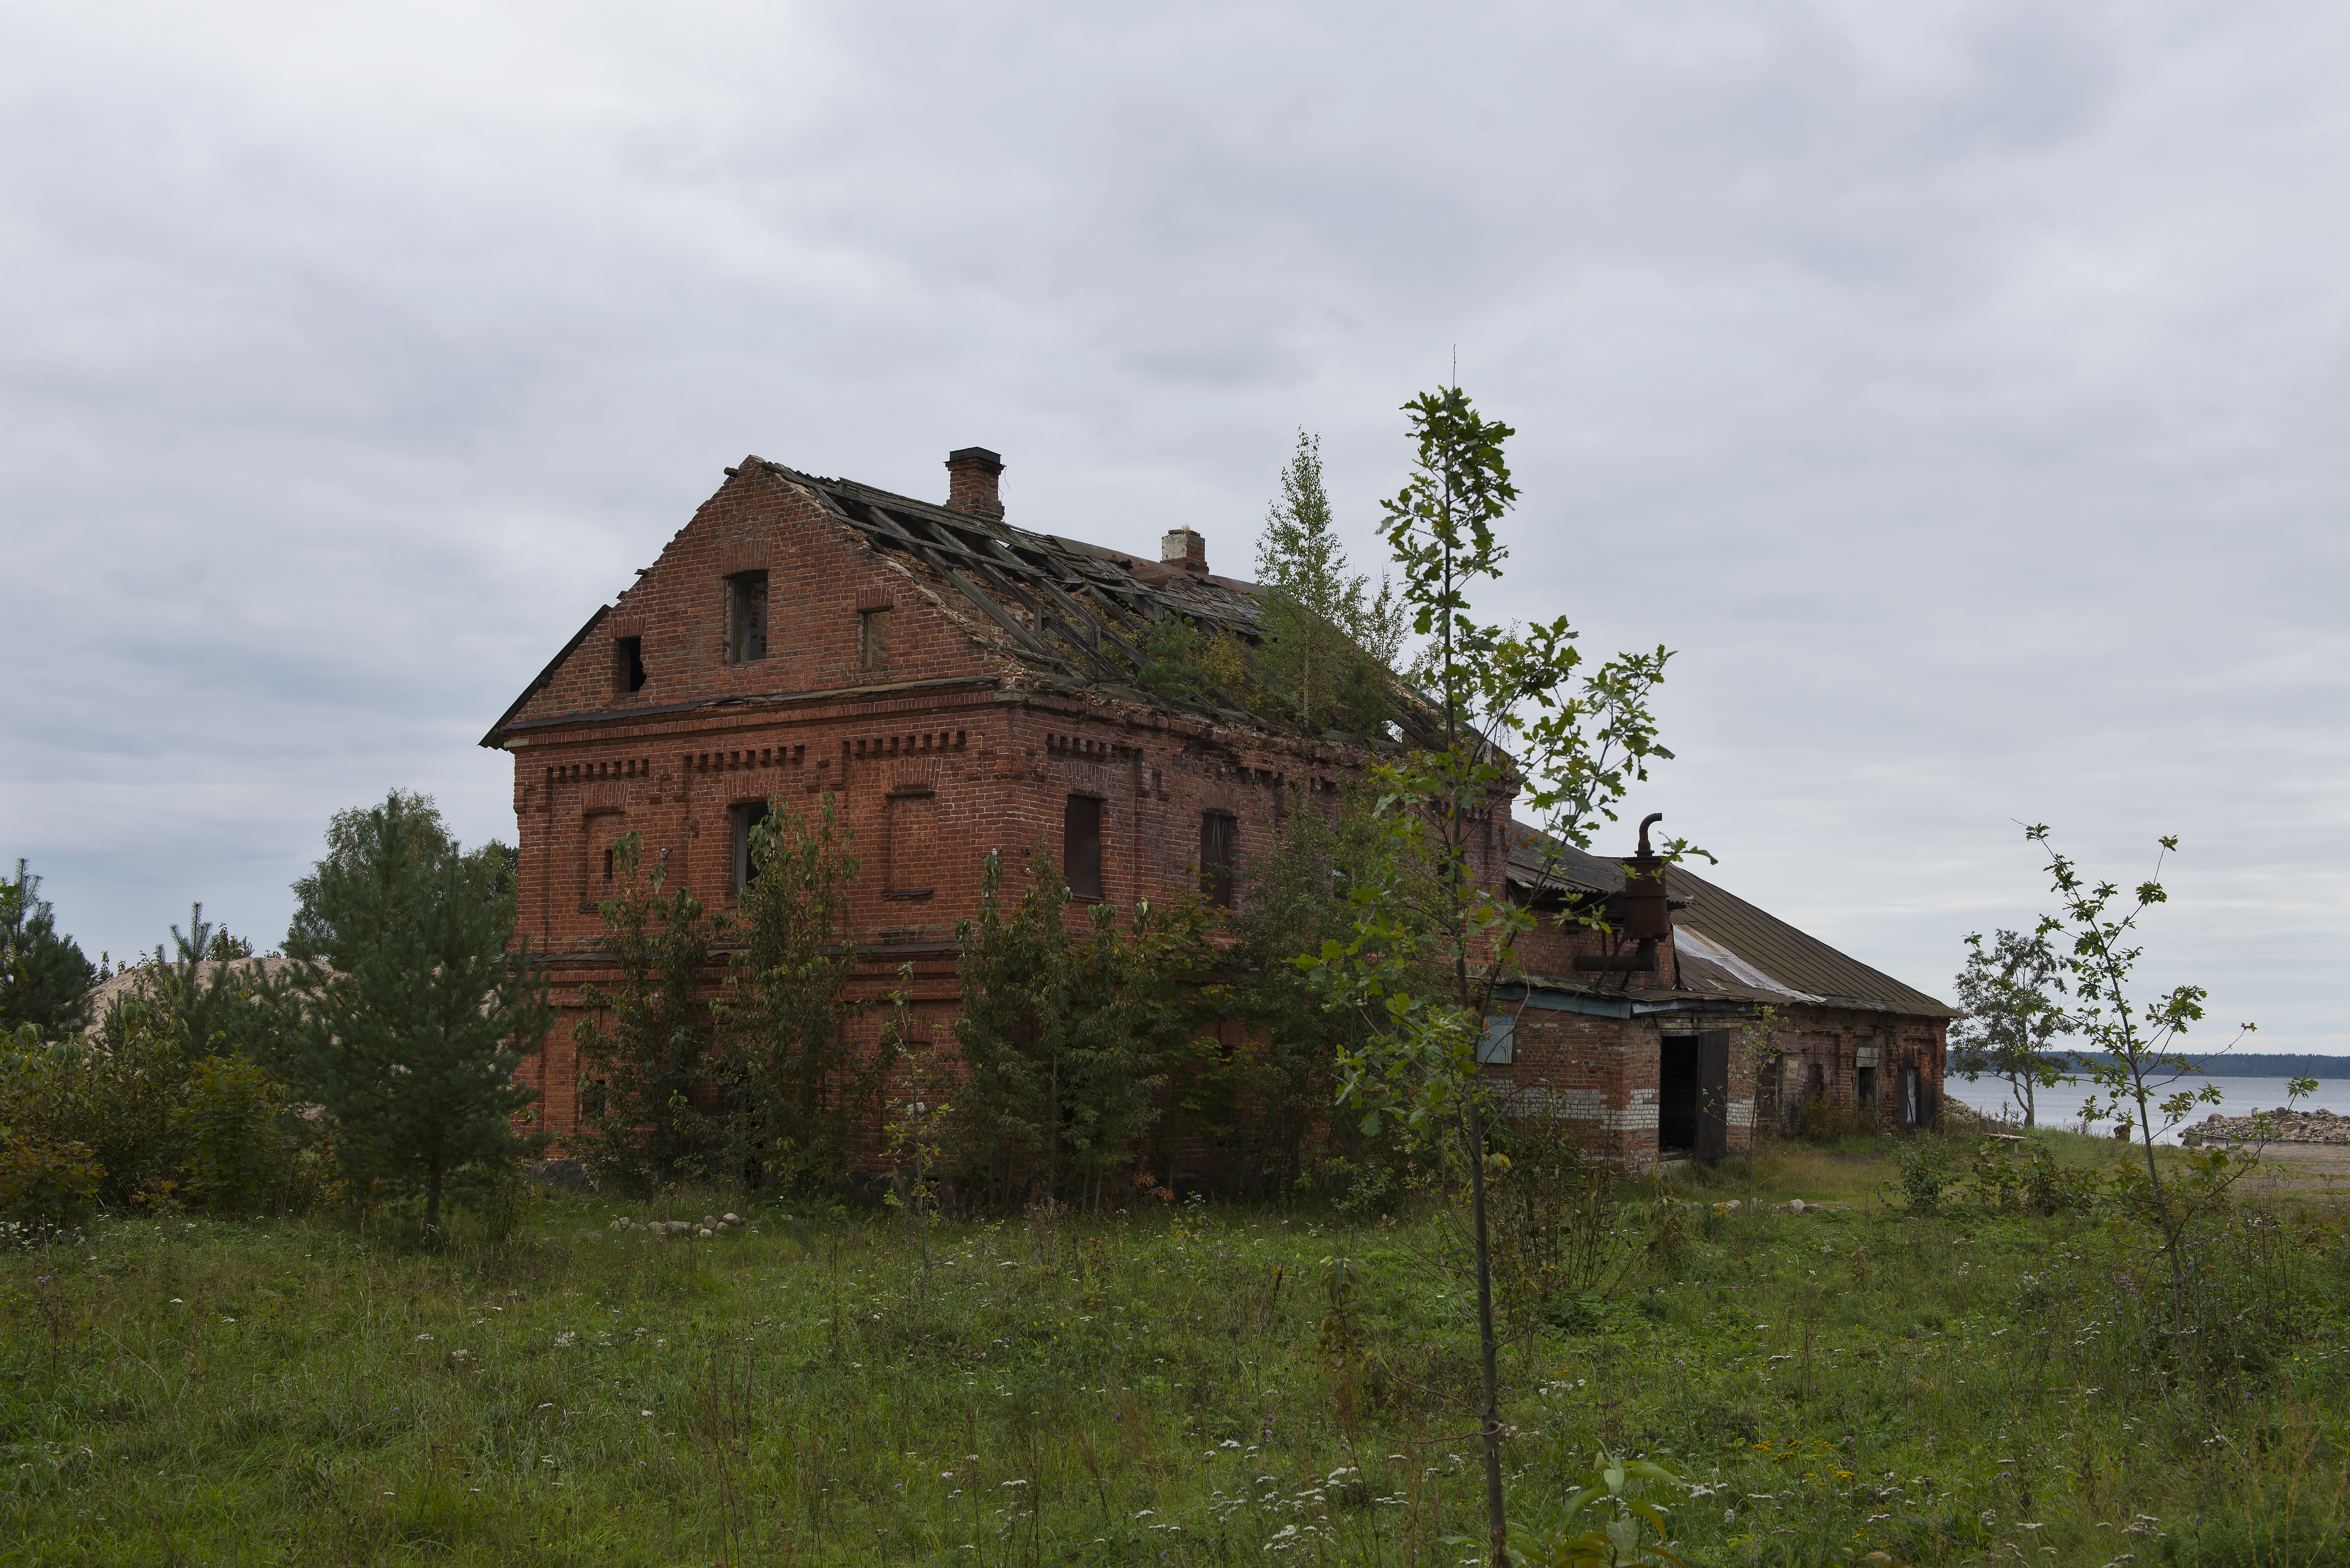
[0,861,96,1038]
[949,850,1210,1207]
[107,904,295,1074]
[720,795,892,1191]
[1254,431,1404,735]
[286,792,549,1232]
[572,834,723,1193]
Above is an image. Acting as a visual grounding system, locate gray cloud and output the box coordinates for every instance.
[3,0,2343,1054]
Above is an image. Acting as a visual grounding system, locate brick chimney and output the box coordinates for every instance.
[945,447,1004,519]
[1161,528,1207,574]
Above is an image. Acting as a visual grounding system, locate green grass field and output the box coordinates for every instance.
[4,1133,2347,1567]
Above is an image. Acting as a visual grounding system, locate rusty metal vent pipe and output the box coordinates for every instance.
[1575,812,1670,974]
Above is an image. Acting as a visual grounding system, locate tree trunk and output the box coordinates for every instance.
[1463,1096,1509,1568]
[425,1156,444,1236]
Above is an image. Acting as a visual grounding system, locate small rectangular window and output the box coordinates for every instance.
[726,572,769,663]
[1063,795,1103,900]
[732,801,768,893]
[859,608,892,672]
[614,636,646,693]
[1476,1014,1516,1065]
[1199,811,1236,908]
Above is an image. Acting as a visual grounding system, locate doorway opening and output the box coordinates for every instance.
[1659,1030,1733,1160]
[1659,1034,1700,1152]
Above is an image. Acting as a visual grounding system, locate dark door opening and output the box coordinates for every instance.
[1661,1030,1734,1159]
[1856,1064,1879,1126]
[1659,1034,1700,1153]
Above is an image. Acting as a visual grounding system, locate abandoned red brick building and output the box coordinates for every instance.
[482,447,1952,1173]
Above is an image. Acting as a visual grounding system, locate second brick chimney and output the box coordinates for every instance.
[1161,527,1207,574]
[945,447,1004,519]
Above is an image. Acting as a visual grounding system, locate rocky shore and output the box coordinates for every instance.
[2180,1106,2350,1147]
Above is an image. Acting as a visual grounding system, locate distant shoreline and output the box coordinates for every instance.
[2011,1052,2349,1079]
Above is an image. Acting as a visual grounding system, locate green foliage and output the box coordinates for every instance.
[1950,928,2074,1128]
[1254,429,1405,735]
[1,1009,190,1209]
[0,1132,105,1230]
[0,1002,314,1222]
[2022,826,2299,1328]
[285,787,457,969]
[1485,1113,1633,1329]
[1894,1137,1953,1216]
[0,861,95,1038]
[171,1053,316,1215]
[719,795,891,1193]
[1134,611,1259,711]
[572,834,723,1193]
[879,966,951,1264]
[103,903,299,1078]
[1957,1136,2099,1216]
[3,1151,2348,1564]
[949,849,1213,1206]
[1204,787,1421,1188]
[285,791,550,1232]
[1498,1452,1691,1568]
[1311,383,1698,1565]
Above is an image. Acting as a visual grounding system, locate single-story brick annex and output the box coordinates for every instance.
[482,447,1955,1175]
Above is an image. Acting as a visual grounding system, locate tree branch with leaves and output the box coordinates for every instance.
[1305,384,1697,1568]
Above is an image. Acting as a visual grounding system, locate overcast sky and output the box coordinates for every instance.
[4,2,2344,1055]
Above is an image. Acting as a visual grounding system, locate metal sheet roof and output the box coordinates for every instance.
[1664,861,1956,1018]
[1506,820,1955,1019]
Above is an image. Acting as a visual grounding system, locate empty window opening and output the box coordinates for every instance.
[726,572,769,663]
[1856,1062,1879,1123]
[859,608,892,671]
[615,636,647,693]
[1199,811,1236,908]
[732,801,770,893]
[603,847,615,883]
[1063,795,1103,900]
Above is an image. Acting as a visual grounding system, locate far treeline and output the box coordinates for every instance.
[1960,1050,2339,1081]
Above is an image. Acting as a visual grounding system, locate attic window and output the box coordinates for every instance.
[1063,795,1103,900]
[1199,811,1236,908]
[726,572,768,663]
[859,608,891,671]
[614,636,646,693]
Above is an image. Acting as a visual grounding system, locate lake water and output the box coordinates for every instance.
[1946,1071,2350,1144]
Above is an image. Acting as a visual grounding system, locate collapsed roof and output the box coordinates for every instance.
[779,462,1440,744]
